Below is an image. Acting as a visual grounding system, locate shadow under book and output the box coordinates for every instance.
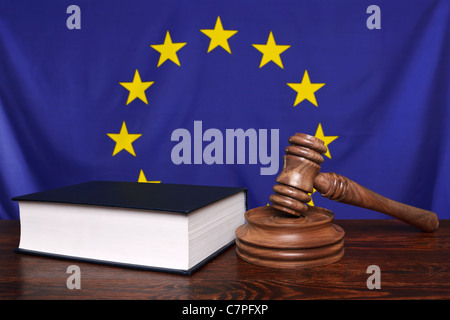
[13,181,247,275]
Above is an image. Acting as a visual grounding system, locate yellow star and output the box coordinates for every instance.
[252,31,290,69]
[107,121,142,157]
[150,31,187,67]
[138,169,161,183]
[119,69,154,105]
[307,189,317,206]
[287,70,325,107]
[200,16,238,54]
[314,123,338,159]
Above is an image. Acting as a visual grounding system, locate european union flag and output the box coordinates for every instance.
[0,1,448,220]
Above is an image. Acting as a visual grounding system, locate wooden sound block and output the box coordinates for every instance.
[235,205,345,268]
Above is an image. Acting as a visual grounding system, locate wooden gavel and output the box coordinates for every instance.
[269,133,439,232]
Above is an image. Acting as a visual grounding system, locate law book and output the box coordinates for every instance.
[13,181,247,275]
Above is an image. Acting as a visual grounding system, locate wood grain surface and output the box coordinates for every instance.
[1,219,449,300]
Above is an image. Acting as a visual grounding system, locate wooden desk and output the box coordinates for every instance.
[1,219,449,300]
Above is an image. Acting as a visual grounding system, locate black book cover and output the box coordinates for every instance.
[12,181,247,213]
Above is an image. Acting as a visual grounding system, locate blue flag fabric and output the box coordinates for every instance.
[0,1,449,220]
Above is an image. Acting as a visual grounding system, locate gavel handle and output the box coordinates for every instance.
[314,172,439,232]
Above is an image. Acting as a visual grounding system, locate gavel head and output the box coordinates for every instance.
[269,133,327,216]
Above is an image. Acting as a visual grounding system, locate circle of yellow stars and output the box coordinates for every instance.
[106,16,339,198]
